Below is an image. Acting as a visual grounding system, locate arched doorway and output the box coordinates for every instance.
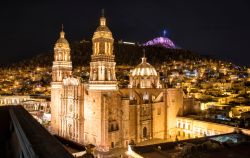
[143,127,147,138]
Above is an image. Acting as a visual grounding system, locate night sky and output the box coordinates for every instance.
[0,0,250,66]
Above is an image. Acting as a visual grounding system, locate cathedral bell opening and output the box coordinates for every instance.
[143,127,147,138]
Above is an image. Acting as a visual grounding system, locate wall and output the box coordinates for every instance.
[84,90,103,148]
[176,117,235,140]
[166,88,184,138]
[152,102,165,139]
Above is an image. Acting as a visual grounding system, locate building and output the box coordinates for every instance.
[51,11,191,151]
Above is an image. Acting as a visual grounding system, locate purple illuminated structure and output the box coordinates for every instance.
[143,37,176,49]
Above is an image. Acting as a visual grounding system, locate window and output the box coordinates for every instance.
[157,108,161,115]
[68,124,72,137]
[143,92,149,101]
[111,124,114,131]
[143,127,147,138]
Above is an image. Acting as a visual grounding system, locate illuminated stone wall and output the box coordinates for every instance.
[51,83,62,134]
[152,102,166,139]
[83,91,103,148]
[82,88,186,150]
[166,88,184,139]
[176,117,235,140]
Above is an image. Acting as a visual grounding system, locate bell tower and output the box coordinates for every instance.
[51,25,72,134]
[52,25,72,82]
[88,10,117,90]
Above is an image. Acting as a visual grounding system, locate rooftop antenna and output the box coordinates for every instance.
[142,49,147,63]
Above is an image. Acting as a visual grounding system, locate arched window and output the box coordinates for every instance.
[143,127,147,138]
[111,124,114,131]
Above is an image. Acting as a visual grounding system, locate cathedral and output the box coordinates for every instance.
[51,12,188,151]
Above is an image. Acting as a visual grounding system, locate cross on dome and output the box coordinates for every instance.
[100,9,106,26]
[142,49,147,63]
[60,24,65,38]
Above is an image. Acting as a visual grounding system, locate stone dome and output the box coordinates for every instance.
[95,25,111,32]
[92,16,113,40]
[131,57,157,77]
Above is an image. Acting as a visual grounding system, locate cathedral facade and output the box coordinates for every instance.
[51,13,186,151]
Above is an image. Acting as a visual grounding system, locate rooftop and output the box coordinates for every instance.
[131,132,250,158]
[0,105,74,158]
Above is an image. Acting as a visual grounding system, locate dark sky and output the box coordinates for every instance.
[0,0,250,66]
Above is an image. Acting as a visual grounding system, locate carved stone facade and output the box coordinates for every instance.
[51,12,187,151]
[60,77,84,144]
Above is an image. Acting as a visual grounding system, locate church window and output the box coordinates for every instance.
[94,43,96,54]
[108,43,111,54]
[143,127,147,138]
[105,42,107,54]
[97,42,99,54]
[111,124,114,131]
[143,92,149,101]
[157,108,161,115]
[68,124,72,137]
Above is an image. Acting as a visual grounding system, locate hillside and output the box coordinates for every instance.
[11,41,206,68]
